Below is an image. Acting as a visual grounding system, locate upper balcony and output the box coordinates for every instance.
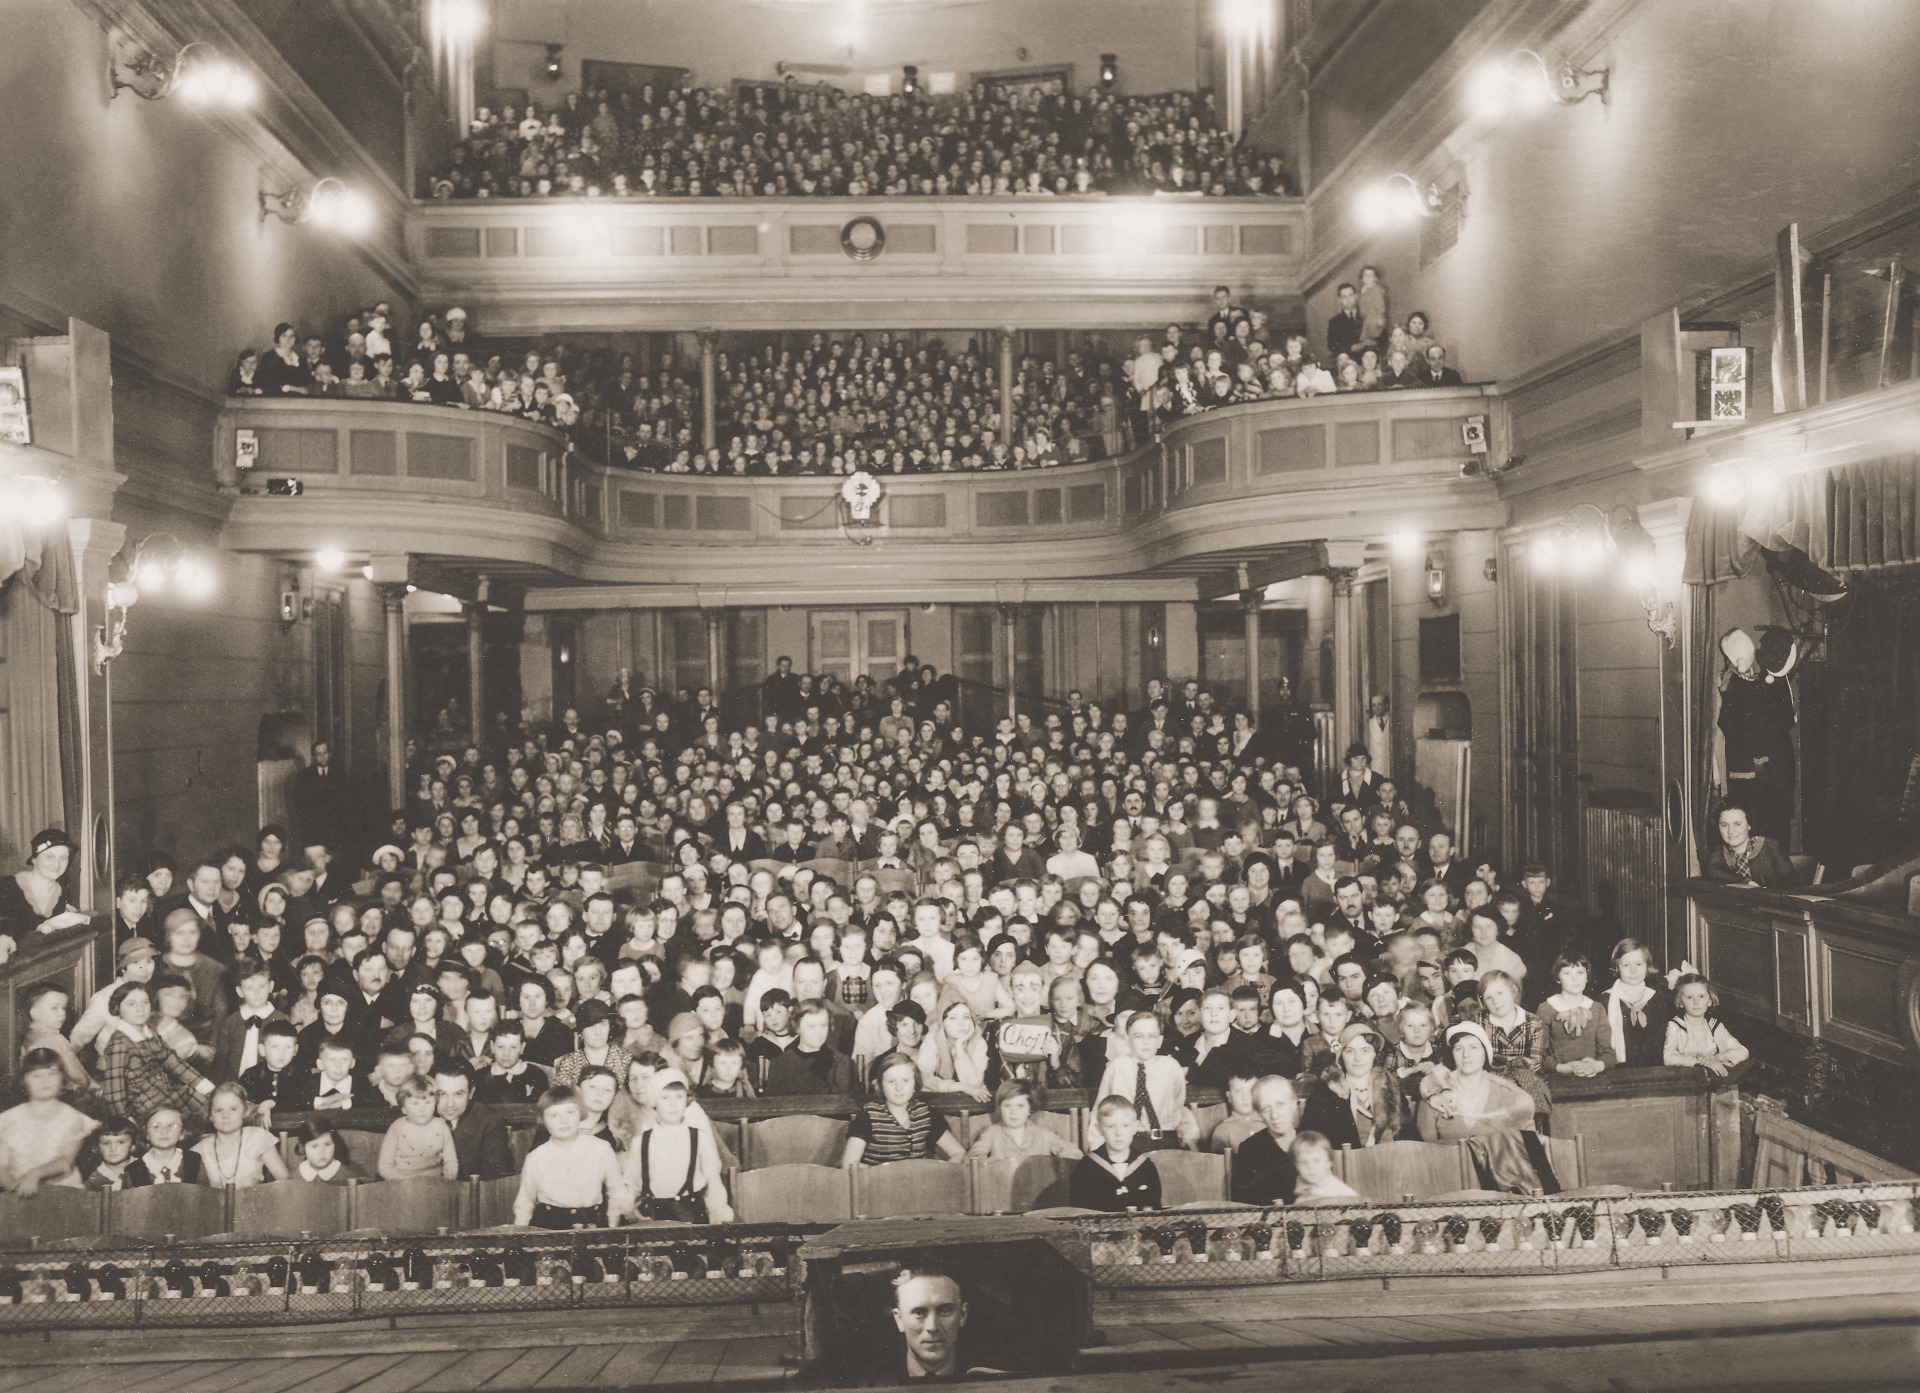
[407,197,1309,333]
[218,387,1502,601]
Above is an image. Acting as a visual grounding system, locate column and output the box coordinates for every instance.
[998,329,1016,446]
[705,608,725,697]
[998,603,1020,721]
[1328,567,1360,762]
[377,583,410,813]
[699,331,718,453]
[464,599,486,745]
[1241,590,1263,722]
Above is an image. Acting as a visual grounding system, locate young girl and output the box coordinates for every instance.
[697,1038,756,1099]
[82,1116,139,1190]
[0,1049,98,1194]
[152,974,214,1067]
[192,1082,288,1188]
[1604,938,1672,1067]
[919,1001,992,1101]
[376,1077,460,1180]
[965,1079,1082,1161]
[1663,974,1750,1076]
[123,1108,201,1187]
[1539,952,1608,1078]
[940,940,1013,1021]
[293,1121,368,1183]
[1289,1131,1360,1202]
[1478,971,1552,1121]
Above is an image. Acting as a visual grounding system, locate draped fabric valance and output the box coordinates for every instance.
[1686,452,1920,584]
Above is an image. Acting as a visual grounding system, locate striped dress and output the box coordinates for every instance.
[847,1099,947,1166]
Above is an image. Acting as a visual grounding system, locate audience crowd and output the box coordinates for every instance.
[427,80,1292,201]
[227,274,1467,477]
[0,658,1745,1228]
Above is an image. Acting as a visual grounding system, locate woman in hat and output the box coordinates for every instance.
[0,829,90,944]
[550,999,633,1087]
[1298,1020,1408,1149]
[1417,1021,1552,1193]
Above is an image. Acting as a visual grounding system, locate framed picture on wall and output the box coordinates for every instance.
[0,365,29,445]
[1696,346,1754,422]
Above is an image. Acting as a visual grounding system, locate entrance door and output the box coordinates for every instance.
[810,610,910,687]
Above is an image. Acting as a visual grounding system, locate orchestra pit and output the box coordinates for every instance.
[6,0,1920,1387]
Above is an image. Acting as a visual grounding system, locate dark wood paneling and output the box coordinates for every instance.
[256,427,337,474]
[505,444,542,491]
[696,495,751,531]
[1334,420,1379,467]
[405,433,474,482]
[1257,423,1326,474]
[976,491,1030,526]
[1189,436,1227,486]
[889,494,948,529]
[348,430,396,476]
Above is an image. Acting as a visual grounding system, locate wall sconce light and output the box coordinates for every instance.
[1355,172,1443,232]
[1099,53,1118,89]
[901,65,918,96]
[95,533,219,672]
[1146,624,1162,650]
[1424,552,1448,606]
[109,36,258,107]
[543,44,564,80]
[1468,48,1609,119]
[260,177,377,236]
[0,475,67,529]
[1531,504,1675,647]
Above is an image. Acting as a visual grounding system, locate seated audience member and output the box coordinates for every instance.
[20,983,96,1106]
[99,982,215,1123]
[291,1120,369,1184]
[843,1052,965,1166]
[212,957,289,1083]
[1089,1010,1197,1151]
[1289,1131,1360,1203]
[965,1079,1081,1161]
[377,1076,461,1180]
[513,1085,634,1229]
[1478,970,1553,1120]
[1207,1070,1265,1155]
[1603,938,1672,1068]
[239,1020,304,1118]
[1539,953,1608,1078]
[1663,974,1750,1076]
[626,1071,732,1222]
[1701,805,1797,889]
[697,1038,756,1099]
[1069,1095,1163,1212]
[122,1108,202,1186]
[433,1060,516,1180]
[192,1082,288,1187]
[1298,1022,1407,1149]
[82,1115,140,1191]
[919,1000,991,1100]
[763,1002,857,1096]
[1229,1076,1300,1205]
[480,1021,551,1104]
[0,1049,98,1194]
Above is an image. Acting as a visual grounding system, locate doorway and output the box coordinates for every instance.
[810,609,910,687]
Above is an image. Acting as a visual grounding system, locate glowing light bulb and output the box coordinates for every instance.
[316,547,346,573]
[22,480,66,528]
[1704,467,1746,508]
[1390,529,1424,560]
[134,559,168,593]
[1621,551,1659,591]
[176,557,218,600]
[309,183,376,238]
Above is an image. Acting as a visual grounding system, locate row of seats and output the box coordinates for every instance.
[0,1137,1588,1243]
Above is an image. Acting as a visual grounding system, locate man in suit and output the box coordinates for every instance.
[609,809,648,864]
[987,825,1045,886]
[433,1060,516,1179]
[1417,832,1473,900]
[762,655,802,723]
[292,740,351,849]
[1326,281,1365,359]
[1419,344,1464,387]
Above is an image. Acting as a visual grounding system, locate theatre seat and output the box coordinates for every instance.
[464,1175,523,1229]
[966,1156,1076,1215]
[231,1179,348,1237]
[0,1188,103,1245]
[950,1109,1075,1150]
[734,1164,852,1224]
[745,1113,849,1169]
[748,858,793,879]
[1147,1150,1228,1207]
[335,1130,387,1174]
[351,1177,462,1233]
[108,1184,224,1241]
[865,868,920,897]
[1336,1140,1475,1201]
[1541,1134,1588,1191]
[853,1159,967,1218]
[798,857,853,885]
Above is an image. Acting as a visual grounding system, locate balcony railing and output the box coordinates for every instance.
[408,196,1309,331]
[217,387,1502,588]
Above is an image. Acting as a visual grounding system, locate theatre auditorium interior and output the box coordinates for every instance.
[7,0,1920,1387]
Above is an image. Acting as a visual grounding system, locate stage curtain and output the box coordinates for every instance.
[1826,452,1920,572]
[0,573,66,870]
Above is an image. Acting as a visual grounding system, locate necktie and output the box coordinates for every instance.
[239,1013,266,1075]
[1131,1062,1160,1134]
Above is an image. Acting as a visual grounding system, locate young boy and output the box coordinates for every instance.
[302,1038,362,1111]
[1089,1011,1196,1151]
[1290,1131,1359,1201]
[240,1020,303,1119]
[697,1039,754,1099]
[123,1108,202,1186]
[1300,994,1354,1082]
[480,1021,549,1104]
[211,957,289,1083]
[1207,1069,1265,1155]
[1068,1096,1162,1213]
[513,1085,632,1229]
[626,1074,732,1222]
[745,989,795,1092]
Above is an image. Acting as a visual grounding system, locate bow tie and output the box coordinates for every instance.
[241,1009,273,1023]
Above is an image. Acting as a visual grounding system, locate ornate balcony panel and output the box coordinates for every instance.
[408,197,1309,332]
[218,388,1502,595]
